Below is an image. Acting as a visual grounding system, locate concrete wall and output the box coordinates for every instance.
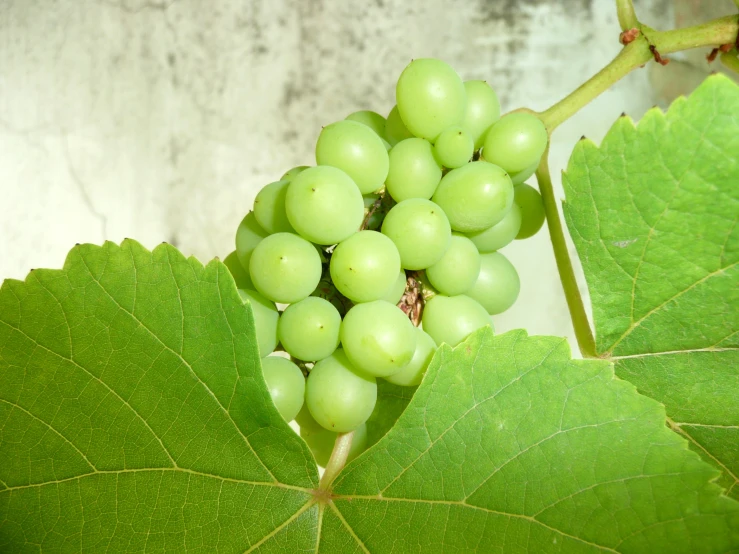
[1,0,731,351]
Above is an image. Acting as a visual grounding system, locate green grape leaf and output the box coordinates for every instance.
[3,242,739,552]
[0,240,318,552]
[330,329,739,552]
[563,74,739,498]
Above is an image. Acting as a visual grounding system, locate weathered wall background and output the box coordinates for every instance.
[1,0,734,350]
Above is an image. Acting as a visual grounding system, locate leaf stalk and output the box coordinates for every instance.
[318,431,354,491]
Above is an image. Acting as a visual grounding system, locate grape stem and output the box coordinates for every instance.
[539,14,739,131]
[615,0,638,31]
[535,150,596,358]
[319,431,354,491]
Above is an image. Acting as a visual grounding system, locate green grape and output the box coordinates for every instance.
[340,300,417,377]
[385,138,442,202]
[281,166,309,182]
[237,289,279,356]
[346,110,386,137]
[425,233,481,295]
[381,137,392,151]
[466,252,520,315]
[249,232,322,303]
[466,203,522,253]
[261,356,305,422]
[382,270,407,304]
[421,294,491,347]
[235,211,269,271]
[384,105,414,146]
[384,328,436,387]
[433,126,474,169]
[305,349,377,432]
[278,297,341,361]
[223,250,253,290]
[297,405,368,467]
[510,162,538,185]
[381,198,451,270]
[329,231,401,303]
[396,58,466,141]
[285,166,364,245]
[432,161,514,232]
[315,120,389,194]
[253,180,295,234]
[461,80,501,149]
[482,112,548,174]
[514,183,546,239]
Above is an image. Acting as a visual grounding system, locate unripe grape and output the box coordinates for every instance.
[278,297,341,362]
[249,233,322,303]
[261,356,305,422]
[434,126,474,169]
[285,166,364,245]
[316,120,389,194]
[466,204,522,253]
[462,80,501,149]
[466,252,520,315]
[385,138,442,202]
[396,58,466,141]
[305,349,377,433]
[346,110,386,137]
[381,198,452,270]
[385,105,413,146]
[341,300,417,377]
[482,112,548,174]
[253,180,294,234]
[422,294,491,347]
[237,289,279,356]
[425,234,481,295]
[432,161,514,233]
[514,183,546,239]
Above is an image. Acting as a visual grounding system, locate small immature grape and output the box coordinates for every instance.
[223,250,253,290]
[466,252,520,315]
[341,300,417,377]
[466,203,522,253]
[329,231,401,303]
[434,126,474,169]
[384,105,414,146]
[510,162,538,185]
[422,294,491,347]
[305,349,377,433]
[385,138,442,202]
[316,120,389,194]
[235,212,269,274]
[432,161,514,232]
[253,180,294,234]
[238,289,279,356]
[285,166,364,245]
[346,110,386,137]
[382,270,407,305]
[482,112,548,174]
[425,233,481,295]
[249,232,322,303]
[396,58,466,141]
[384,328,436,387]
[281,166,309,182]
[261,356,305,422]
[514,183,546,239]
[278,297,341,361]
[381,198,452,270]
[461,80,501,149]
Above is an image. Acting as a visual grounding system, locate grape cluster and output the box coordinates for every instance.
[223,58,546,465]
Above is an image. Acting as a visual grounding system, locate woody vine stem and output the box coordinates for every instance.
[324,0,739,479]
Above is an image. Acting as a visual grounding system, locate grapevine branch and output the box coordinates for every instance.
[534,7,739,359]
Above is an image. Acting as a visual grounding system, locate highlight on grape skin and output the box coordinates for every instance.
[226,57,548,466]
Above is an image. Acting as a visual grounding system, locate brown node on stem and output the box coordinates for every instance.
[649,45,669,65]
[619,28,640,45]
[708,44,734,63]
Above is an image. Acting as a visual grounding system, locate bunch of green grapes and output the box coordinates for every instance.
[222,58,547,466]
